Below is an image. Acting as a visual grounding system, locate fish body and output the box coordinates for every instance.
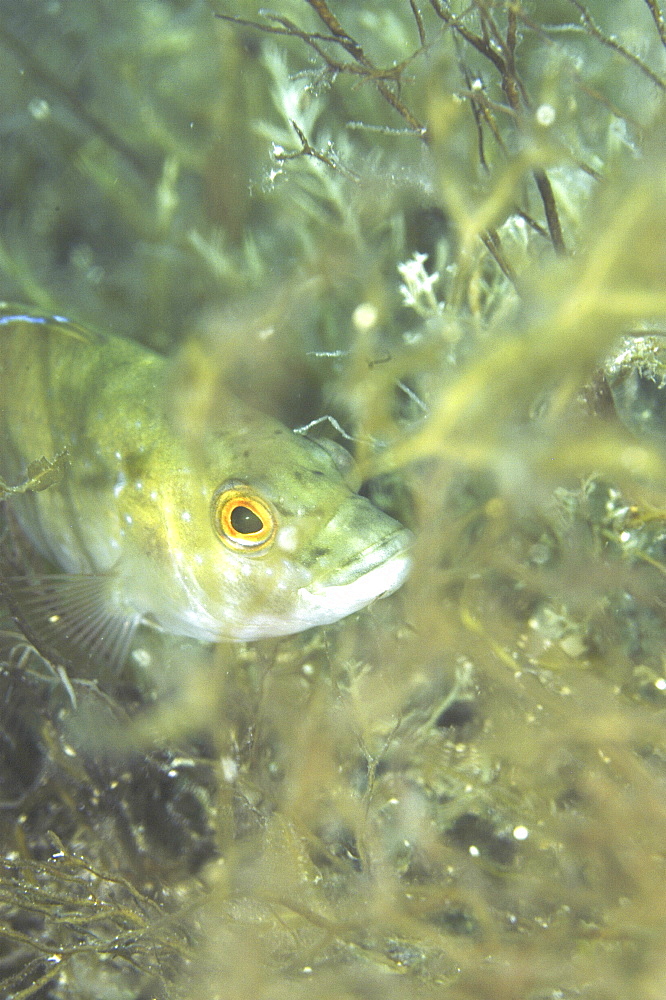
[0,307,411,659]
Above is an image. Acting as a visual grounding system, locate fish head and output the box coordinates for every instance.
[155,415,413,641]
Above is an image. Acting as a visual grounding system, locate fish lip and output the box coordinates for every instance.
[313,527,414,590]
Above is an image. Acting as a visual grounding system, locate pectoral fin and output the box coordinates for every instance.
[0,570,141,676]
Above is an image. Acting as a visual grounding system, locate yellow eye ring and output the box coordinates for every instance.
[212,485,277,552]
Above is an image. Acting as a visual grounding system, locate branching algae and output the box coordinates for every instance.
[1,2,666,999]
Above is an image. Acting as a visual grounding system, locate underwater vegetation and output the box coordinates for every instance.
[0,0,666,998]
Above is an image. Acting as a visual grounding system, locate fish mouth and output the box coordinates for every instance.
[295,526,413,626]
[313,527,414,591]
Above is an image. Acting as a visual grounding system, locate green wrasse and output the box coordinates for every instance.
[0,306,412,668]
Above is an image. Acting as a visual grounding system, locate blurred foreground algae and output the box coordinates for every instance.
[1,1,666,999]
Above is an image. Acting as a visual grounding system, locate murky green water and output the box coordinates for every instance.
[1,2,666,998]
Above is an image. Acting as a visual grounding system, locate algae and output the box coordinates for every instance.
[0,2,666,999]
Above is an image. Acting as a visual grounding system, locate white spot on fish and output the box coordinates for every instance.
[277,525,298,552]
[113,473,126,497]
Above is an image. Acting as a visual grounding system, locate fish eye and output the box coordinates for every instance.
[212,485,277,552]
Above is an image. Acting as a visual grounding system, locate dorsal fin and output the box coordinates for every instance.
[0,304,100,346]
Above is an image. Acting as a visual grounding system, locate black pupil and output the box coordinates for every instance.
[230,504,264,535]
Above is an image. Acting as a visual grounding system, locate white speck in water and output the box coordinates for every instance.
[655,677,666,691]
[513,825,529,841]
[220,757,238,782]
[135,481,143,491]
[29,98,50,120]
[468,845,480,857]
[131,648,152,668]
[181,510,192,522]
[353,302,378,332]
[114,451,122,460]
[536,103,556,126]
[125,514,133,525]
[150,490,158,501]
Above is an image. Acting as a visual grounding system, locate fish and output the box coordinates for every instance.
[0,306,412,669]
